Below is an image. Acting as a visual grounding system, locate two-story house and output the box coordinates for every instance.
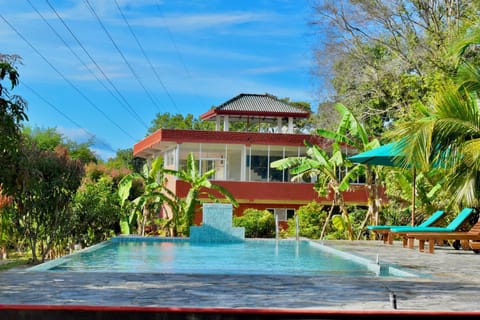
[133,93,369,225]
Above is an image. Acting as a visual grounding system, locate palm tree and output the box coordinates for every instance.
[175,153,238,236]
[393,84,480,208]
[392,26,480,208]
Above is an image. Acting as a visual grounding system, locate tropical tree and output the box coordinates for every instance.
[72,176,123,247]
[391,24,480,209]
[0,54,28,195]
[311,0,479,135]
[105,148,134,170]
[175,153,238,236]
[271,140,356,239]
[393,85,480,208]
[23,126,62,151]
[316,103,382,230]
[24,126,98,164]
[118,157,178,236]
[65,139,98,164]
[147,112,213,133]
[272,104,381,240]
[13,143,84,263]
[119,153,238,237]
[0,197,14,259]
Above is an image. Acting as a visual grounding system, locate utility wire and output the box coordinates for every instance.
[31,0,149,130]
[114,0,180,113]
[0,13,138,142]
[22,81,117,154]
[22,81,93,142]
[83,0,163,113]
[44,0,148,129]
[155,0,192,79]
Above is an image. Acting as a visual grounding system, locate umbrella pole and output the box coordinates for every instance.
[411,168,416,226]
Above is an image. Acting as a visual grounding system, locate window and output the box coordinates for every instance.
[164,148,175,167]
[226,144,243,181]
[269,146,284,182]
[248,146,268,181]
[268,208,296,221]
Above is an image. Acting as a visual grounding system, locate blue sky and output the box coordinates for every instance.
[1,0,321,160]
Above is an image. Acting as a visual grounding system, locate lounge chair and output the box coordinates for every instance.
[390,207,475,250]
[367,210,445,245]
[469,241,480,253]
[405,217,480,254]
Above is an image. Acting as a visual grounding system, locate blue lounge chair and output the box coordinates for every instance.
[390,208,475,248]
[367,210,445,245]
[406,219,480,253]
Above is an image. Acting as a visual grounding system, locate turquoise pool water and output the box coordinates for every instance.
[29,237,417,277]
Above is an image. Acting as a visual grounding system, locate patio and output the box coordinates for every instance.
[0,240,479,318]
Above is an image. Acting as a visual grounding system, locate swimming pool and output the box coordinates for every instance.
[29,237,417,277]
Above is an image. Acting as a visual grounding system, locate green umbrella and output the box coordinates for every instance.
[348,142,417,226]
[348,142,404,167]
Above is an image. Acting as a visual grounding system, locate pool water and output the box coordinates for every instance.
[29,238,416,277]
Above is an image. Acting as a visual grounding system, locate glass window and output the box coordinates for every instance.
[226,144,243,181]
[268,208,295,222]
[164,148,176,168]
[199,144,225,180]
[269,146,284,182]
[178,143,200,172]
[249,146,268,181]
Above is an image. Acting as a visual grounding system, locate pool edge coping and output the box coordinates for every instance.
[26,236,420,277]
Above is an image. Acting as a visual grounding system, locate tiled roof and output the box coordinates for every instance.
[218,93,309,114]
[200,93,310,120]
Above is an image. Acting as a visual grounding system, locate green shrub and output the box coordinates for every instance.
[233,208,275,238]
[288,201,329,239]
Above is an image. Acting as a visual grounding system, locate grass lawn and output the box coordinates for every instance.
[0,253,31,271]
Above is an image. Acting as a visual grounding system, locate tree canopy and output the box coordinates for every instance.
[23,126,98,164]
[147,112,213,134]
[311,0,480,135]
[0,54,28,195]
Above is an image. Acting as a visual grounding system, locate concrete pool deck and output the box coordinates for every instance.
[0,239,479,316]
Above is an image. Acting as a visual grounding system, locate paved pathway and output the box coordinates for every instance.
[0,240,479,312]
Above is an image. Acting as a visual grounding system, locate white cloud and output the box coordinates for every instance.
[57,126,94,142]
[133,12,271,31]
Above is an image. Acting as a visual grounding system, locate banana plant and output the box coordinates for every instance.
[118,157,178,236]
[271,140,358,240]
[272,103,381,240]
[174,153,238,236]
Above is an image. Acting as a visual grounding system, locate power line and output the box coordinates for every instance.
[155,0,192,79]
[83,0,164,113]
[114,0,181,113]
[43,0,149,130]
[0,12,138,142]
[21,81,94,140]
[30,0,149,130]
[21,81,117,154]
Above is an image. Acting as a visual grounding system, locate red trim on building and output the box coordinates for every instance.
[173,180,384,225]
[133,129,332,157]
[1,304,477,320]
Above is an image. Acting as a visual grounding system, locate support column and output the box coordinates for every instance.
[288,117,294,133]
[223,115,230,131]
